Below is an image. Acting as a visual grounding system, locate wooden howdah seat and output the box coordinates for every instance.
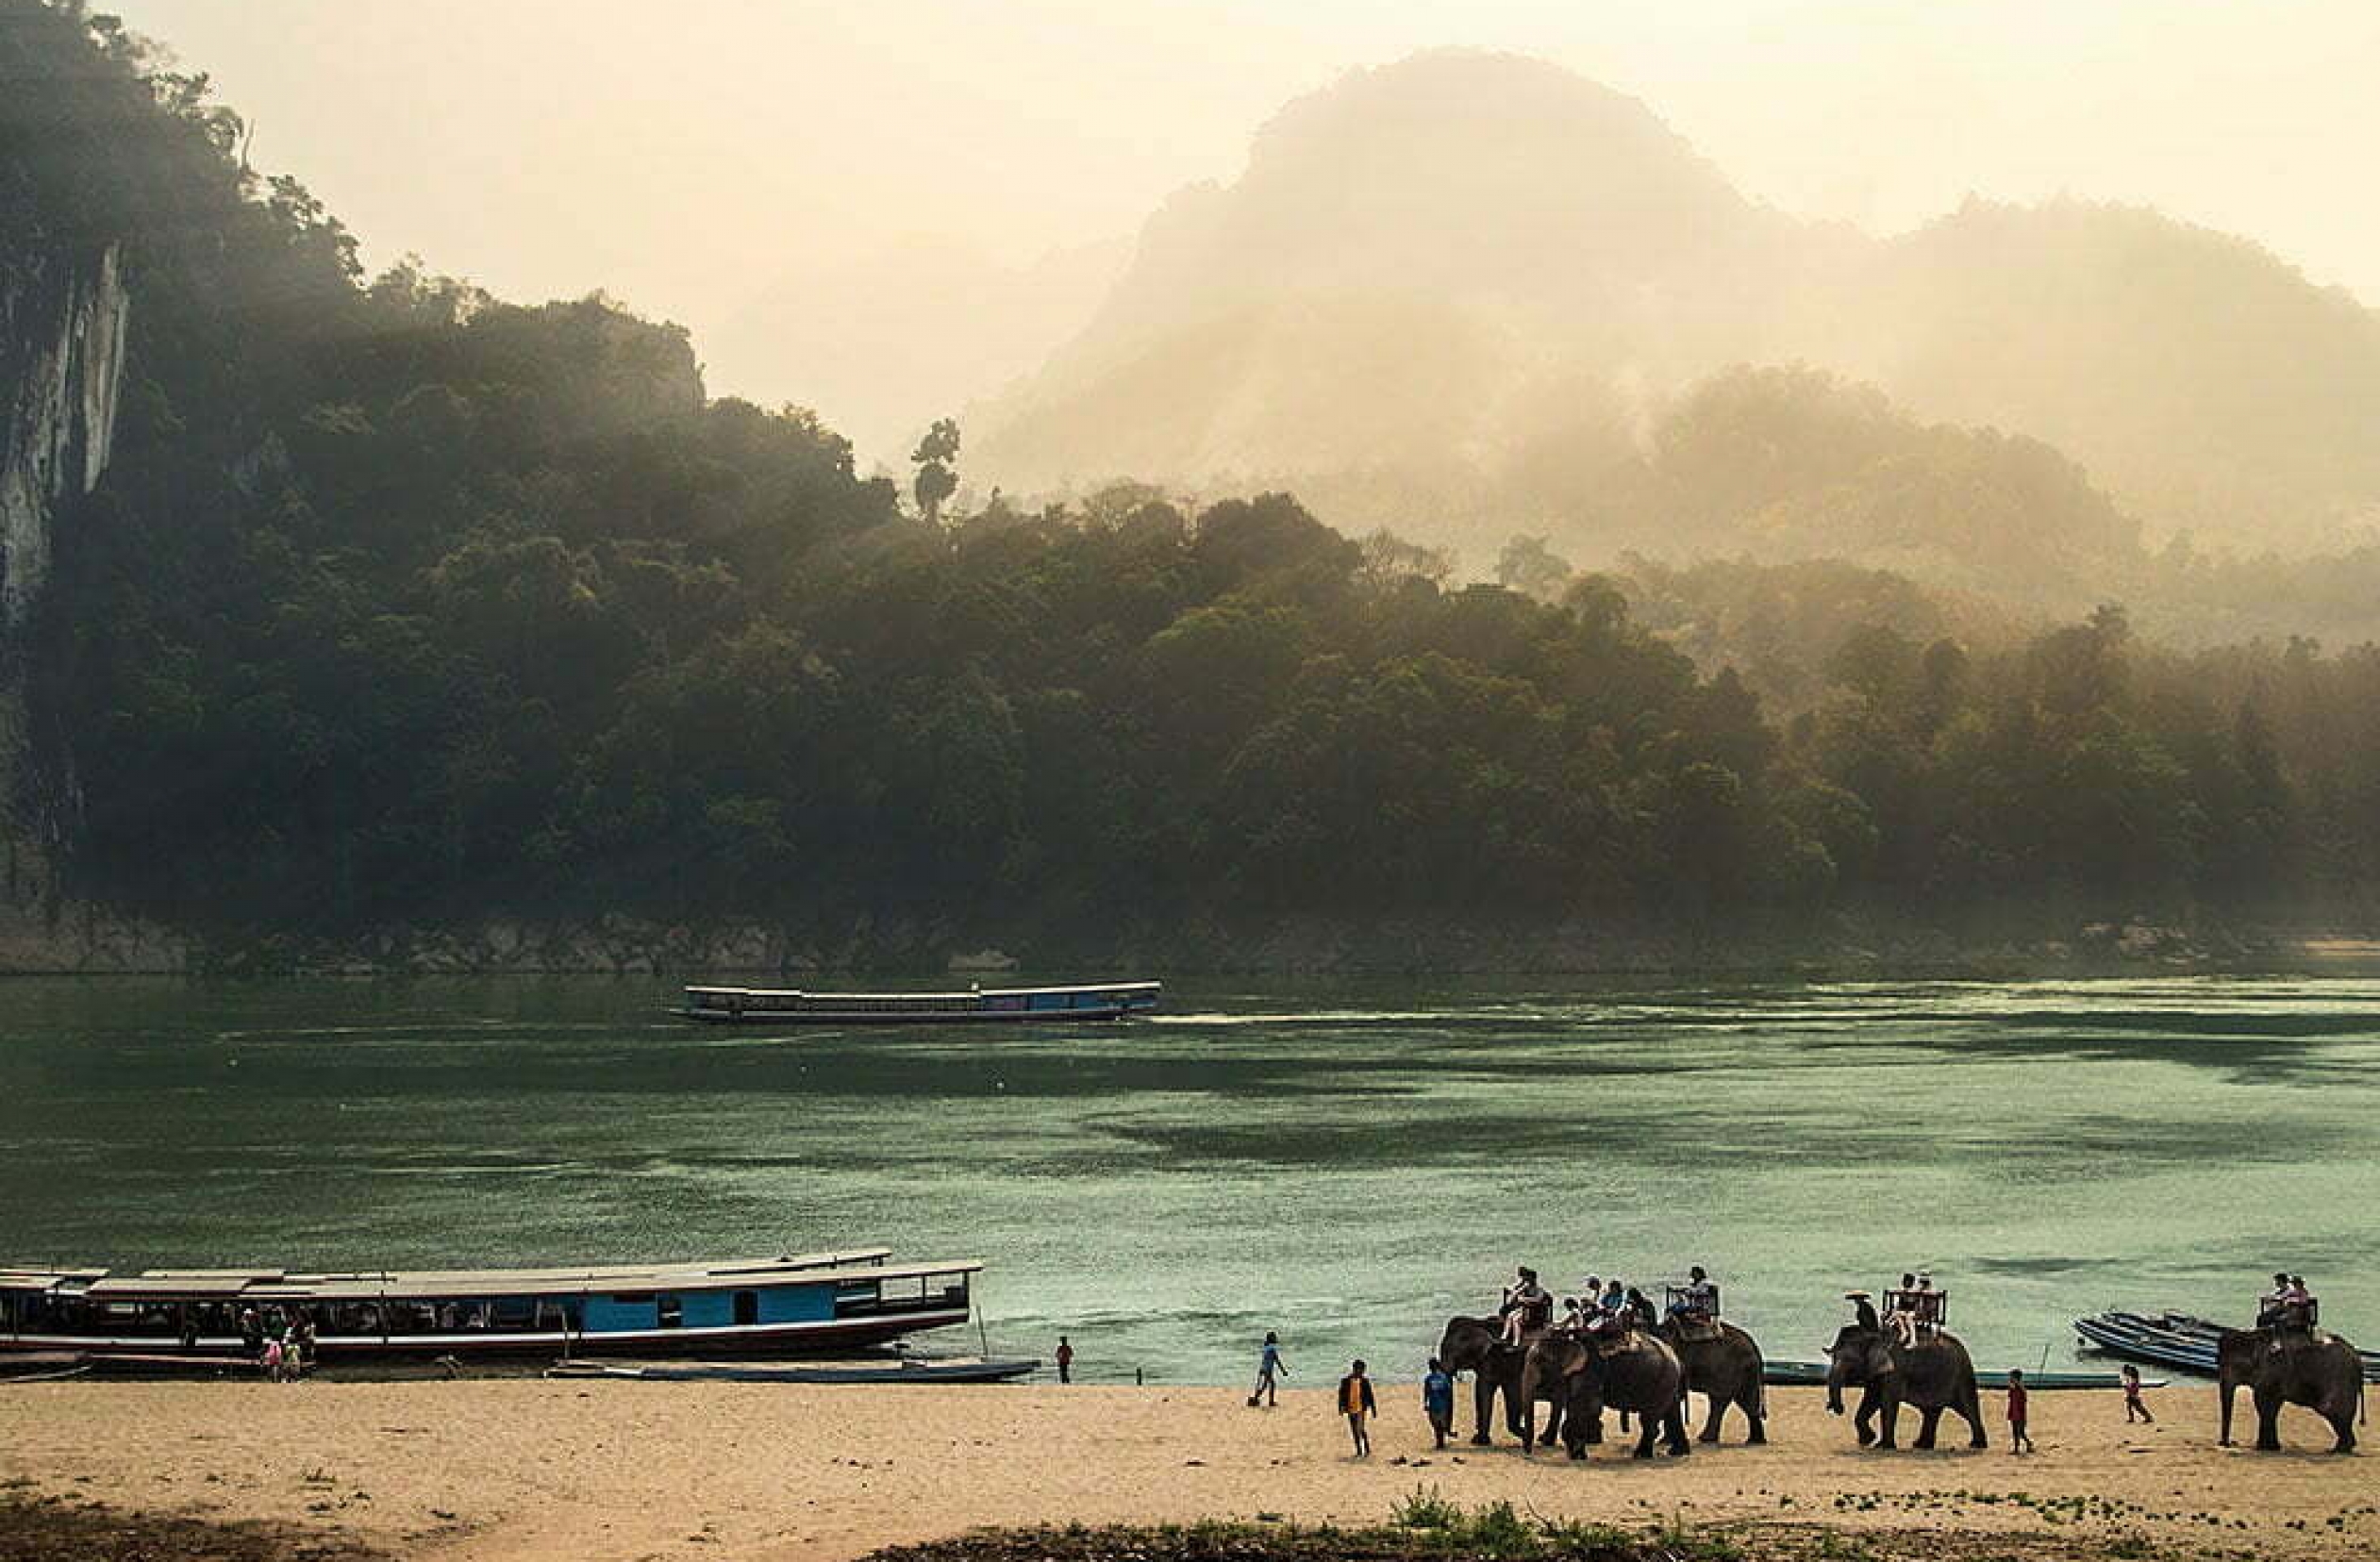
[1665,1283,1722,1339]
[2260,1297,2322,1336]
[1883,1288,1948,1328]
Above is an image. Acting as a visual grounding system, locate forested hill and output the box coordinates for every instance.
[3,2,2377,968]
[974,50,2380,566]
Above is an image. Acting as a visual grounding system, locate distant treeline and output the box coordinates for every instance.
[8,1,2378,943]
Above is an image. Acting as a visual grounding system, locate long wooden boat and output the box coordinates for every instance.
[0,1247,981,1363]
[1764,1358,2157,1390]
[545,1354,1040,1384]
[676,979,1161,1024]
[2073,1309,2380,1382]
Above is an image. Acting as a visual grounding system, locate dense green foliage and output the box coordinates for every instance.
[8,2,2379,951]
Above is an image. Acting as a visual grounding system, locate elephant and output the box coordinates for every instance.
[1656,1317,1770,1444]
[1521,1329,1690,1459]
[1825,1323,1987,1450]
[2218,1326,2364,1453]
[1437,1315,1562,1446]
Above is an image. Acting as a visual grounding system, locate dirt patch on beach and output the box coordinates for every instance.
[0,1490,388,1562]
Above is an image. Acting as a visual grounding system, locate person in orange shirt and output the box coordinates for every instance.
[1338,1358,1380,1456]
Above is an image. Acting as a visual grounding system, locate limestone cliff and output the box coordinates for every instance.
[1,238,126,626]
[0,235,168,968]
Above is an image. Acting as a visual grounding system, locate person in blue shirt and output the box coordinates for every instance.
[1248,1330,1288,1407]
[1422,1355,1456,1448]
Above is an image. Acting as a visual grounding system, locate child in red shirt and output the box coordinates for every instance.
[2006,1368,2034,1453]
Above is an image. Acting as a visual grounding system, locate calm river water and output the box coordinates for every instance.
[4,973,2375,1383]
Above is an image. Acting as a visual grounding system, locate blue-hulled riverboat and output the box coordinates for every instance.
[675,979,1161,1023]
[0,1247,981,1363]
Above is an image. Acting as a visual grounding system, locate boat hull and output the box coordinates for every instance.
[675,1005,1136,1024]
[547,1354,1040,1384]
[1,1307,969,1364]
[676,980,1161,1025]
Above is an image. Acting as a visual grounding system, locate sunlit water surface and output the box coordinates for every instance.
[4,973,2374,1384]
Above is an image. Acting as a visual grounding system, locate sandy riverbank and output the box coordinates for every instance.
[1,1381,2370,1562]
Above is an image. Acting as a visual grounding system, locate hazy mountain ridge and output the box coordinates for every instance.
[974,49,2380,573]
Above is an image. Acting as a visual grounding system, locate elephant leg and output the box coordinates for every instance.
[1471,1375,1494,1445]
[1876,1395,1900,1451]
[1740,1388,1768,1445]
[1618,1406,1632,1434]
[1963,1394,1988,1449]
[2255,1389,2283,1453]
[1915,1404,1942,1451]
[1697,1390,1725,1444]
[1668,1404,1692,1455]
[1633,1412,1657,1458]
[1853,1387,1878,1447]
[1582,1407,1605,1445]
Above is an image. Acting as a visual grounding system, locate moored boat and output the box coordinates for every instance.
[2073,1308,2380,1382]
[0,1248,981,1364]
[1764,1357,2156,1390]
[545,1354,1040,1384]
[675,979,1161,1024]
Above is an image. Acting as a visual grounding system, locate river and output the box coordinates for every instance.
[4,972,2374,1383]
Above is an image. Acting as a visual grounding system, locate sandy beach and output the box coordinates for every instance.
[1,1379,2371,1561]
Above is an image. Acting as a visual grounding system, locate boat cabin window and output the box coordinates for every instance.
[657,1293,683,1328]
[733,1289,758,1326]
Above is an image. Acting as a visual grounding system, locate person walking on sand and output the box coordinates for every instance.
[1055,1336,1073,1385]
[2006,1369,2034,1453]
[2122,1363,2154,1424]
[1339,1359,1379,1457]
[1422,1355,1456,1449]
[1249,1331,1287,1407]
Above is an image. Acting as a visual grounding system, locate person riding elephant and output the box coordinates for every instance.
[1656,1314,1769,1444]
[1825,1319,1987,1450]
[2218,1324,2363,1453]
[1436,1314,1562,1446]
[1521,1328,1690,1460]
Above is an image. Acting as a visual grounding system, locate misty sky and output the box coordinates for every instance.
[115,0,2379,438]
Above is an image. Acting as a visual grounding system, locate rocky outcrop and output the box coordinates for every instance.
[3,237,131,955]
[1,239,127,626]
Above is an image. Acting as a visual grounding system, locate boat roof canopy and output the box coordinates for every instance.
[42,1255,976,1304]
[0,1268,106,1293]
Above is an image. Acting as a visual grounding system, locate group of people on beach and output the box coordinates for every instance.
[231,1304,313,1382]
[1235,1331,1454,1455]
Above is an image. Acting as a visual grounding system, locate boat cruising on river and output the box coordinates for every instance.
[0,1247,982,1363]
[675,979,1161,1024]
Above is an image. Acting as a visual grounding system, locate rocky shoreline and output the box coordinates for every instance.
[0,894,2370,977]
